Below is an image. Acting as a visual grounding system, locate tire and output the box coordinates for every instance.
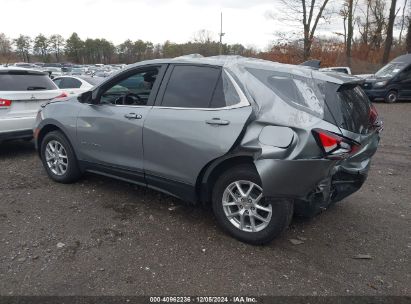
[40,130,82,183]
[385,90,398,103]
[212,164,293,245]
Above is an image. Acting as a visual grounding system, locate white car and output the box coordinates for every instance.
[0,67,65,142]
[52,76,104,95]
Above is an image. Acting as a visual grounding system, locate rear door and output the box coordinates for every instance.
[143,64,252,191]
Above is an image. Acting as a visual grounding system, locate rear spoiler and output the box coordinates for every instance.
[299,60,321,69]
[336,79,366,91]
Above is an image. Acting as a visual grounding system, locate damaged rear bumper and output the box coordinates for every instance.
[255,158,369,217]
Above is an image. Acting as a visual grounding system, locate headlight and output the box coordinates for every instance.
[374,81,387,87]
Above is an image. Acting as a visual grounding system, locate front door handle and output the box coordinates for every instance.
[124,113,142,120]
[206,118,230,126]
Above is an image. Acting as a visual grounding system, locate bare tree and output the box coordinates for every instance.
[0,33,12,61]
[277,0,331,60]
[382,0,398,63]
[406,2,411,52]
[346,0,355,66]
[357,0,371,45]
[49,34,65,62]
[399,0,409,43]
[14,35,32,62]
[192,30,215,44]
[370,0,387,49]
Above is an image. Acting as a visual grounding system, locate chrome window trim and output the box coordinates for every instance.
[90,103,151,109]
[154,70,250,111]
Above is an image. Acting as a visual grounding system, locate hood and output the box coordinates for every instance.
[364,76,391,83]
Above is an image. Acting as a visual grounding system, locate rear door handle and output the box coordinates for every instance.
[124,113,142,120]
[206,118,230,126]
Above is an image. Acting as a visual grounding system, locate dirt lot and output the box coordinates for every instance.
[0,103,410,296]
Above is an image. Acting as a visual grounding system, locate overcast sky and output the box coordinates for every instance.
[1,0,408,50]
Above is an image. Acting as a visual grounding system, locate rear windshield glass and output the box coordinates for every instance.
[320,83,371,134]
[0,74,56,91]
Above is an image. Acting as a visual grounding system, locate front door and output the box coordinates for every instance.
[76,65,165,178]
[396,66,411,98]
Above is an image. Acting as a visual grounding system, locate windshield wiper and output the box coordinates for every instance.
[27,86,47,91]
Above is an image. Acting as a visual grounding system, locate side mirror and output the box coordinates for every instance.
[78,90,96,104]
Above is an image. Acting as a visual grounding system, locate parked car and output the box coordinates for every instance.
[43,63,62,68]
[42,67,63,78]
[33,56,382,244]
[13,62,41,69]
[362,54,411,103]
[93,70,112,77]
[69,67,86,75]
[0,67,65,142]
[320,67,352,74]
[53,76,104,95]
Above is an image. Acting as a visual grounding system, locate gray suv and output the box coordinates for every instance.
[34,56,381,244]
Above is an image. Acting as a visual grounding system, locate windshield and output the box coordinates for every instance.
[375,63,406,78]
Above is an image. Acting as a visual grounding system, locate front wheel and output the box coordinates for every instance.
[212,164,293,245]
[40,130,82,183]
[385,90,398,103]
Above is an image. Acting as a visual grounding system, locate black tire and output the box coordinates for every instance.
[385,90,398,103]
[212,164,293,245]
[40,130,82,183]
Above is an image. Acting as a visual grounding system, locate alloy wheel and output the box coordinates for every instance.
[45,140,68,176]
[222,180,272,232]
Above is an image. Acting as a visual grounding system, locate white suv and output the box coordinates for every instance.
[0,67,65,142]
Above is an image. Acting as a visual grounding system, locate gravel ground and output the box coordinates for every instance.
[0,103,410,296]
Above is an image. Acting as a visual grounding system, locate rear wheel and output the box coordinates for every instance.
[385,90,398,103]
[40,131,82,183]
[212,164,293,245]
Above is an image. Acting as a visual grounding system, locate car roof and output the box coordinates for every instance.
[125,55,361,85]
[391,53,411,64]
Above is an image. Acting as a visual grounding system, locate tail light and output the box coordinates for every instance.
[53,92,68,99]
[369,104,378,125]
[369,103,383,132]
[0,98,12,108]
[313,129,360,160]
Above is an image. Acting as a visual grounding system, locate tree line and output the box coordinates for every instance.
[0,30,255,65]
[0,0,410,73]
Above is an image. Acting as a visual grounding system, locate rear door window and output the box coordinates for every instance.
[0,73,56,91]
[161,65,221,108]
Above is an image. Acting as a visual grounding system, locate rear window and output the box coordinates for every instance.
[0,73,57,91]
[246,67,324,117]
[321,83,372,134]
